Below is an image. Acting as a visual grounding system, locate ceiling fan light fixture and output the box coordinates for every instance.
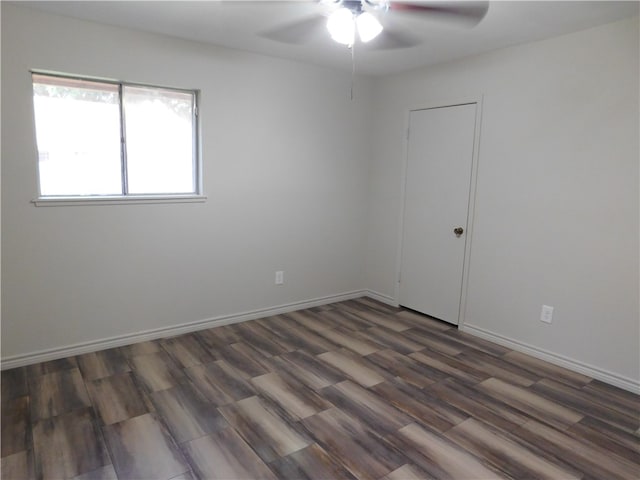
[327,8,355,45]
[356,11,383,42]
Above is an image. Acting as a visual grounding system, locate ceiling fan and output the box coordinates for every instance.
[262,0,490,49]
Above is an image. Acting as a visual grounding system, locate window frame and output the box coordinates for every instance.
[31,71,205,206]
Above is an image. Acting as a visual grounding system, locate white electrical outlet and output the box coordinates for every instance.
[275,271,284,285]
[540,305,554,324]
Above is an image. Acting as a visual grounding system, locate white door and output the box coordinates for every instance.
[399,103,477,325]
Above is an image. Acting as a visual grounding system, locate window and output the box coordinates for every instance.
[32,73,201,202]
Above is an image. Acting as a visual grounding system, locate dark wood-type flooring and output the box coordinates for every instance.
[2,298,639,479]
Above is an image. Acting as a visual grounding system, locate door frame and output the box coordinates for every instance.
[394,95,484,328]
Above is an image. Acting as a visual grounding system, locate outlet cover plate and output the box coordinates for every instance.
[540,305,554,324]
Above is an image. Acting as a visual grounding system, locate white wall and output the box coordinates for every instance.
[1,4,372,360]
[365,17,639,386]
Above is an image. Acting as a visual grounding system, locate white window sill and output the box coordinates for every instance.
[32,194,207,207]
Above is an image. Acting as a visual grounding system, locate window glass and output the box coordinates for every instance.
[33,74,122,196]
[124,86,195,194]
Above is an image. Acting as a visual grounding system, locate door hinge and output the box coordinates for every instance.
[398,271,402,283]
[194,105,198,116]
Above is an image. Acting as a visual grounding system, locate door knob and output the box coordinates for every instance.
[454,227,464,237]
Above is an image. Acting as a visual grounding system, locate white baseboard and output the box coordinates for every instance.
[462,323,640,395]
[6,292,637,396]
[1,290,368,370]
[364,290,399,307]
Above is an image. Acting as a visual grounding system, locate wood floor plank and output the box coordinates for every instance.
[311,303,336,312]
[118,340,161,358]
[286,310,339,332]
[220,344,271,379]
[29,368,91,421]
[233,323,289,357]
[365,348,437,388]
[445,418,581,479]
[251,371,330,421]
[320,380,412,434]
[581,380,640,418]
[270,351,345,390]
[159,334,215,369]
[149,382,227,443]
[394,310,453,331]
[314,327,382,356]
[517,419,640,480]
[254,313,300,332]
[476,377,584,429]
[70,464,118,480]
[575,415,640,458]
[567,418,640,465]
[409,349,489,385]
[1,395,30,457]
[219,395,311,462]
[196,325,241,352]
[424,379,531,432]
[102,413,189,480]
[456,349,540,387]
[76,348,131,382]
[381,463,431,480]
[182,427,276,480]
[1,367,28,404]
[350,310,412,332]
[411,327,498,356]
[440,328,512,357]
[277,326,338,354]
[401,334,467,359]
[392,422,508,479]
[1,450,35,480]
[249,324,315,353]
[352,297,401,314]
[128,351,186,393]
[355,326,424,354]
[502,350,592,388]
[583,379,640,411]
[331,299,370,316]
[184,360,255,406]
[316,309,377,331]
[240,321,300,353]
[532,378,640,433]
[402,328,466,356]
[229,342,278,373]
[27,357,78,377]
[301,408,405,480]
[85,372,148,425]
[371,379,466,432]
[268,443,357,480]
[32,408,110,479]
[167,471,196,480]
[317,349,386,388]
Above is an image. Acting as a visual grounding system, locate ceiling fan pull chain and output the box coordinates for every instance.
[350,41,355,101]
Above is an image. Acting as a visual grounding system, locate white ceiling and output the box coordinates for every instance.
[18,1,639,76]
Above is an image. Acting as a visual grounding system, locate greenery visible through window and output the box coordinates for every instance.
[32,73,199,198]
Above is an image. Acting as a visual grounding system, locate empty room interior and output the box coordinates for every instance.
[1,1,639,479]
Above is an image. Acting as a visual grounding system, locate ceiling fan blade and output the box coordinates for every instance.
[260,15,328,44]
[364,27,420,49]
[388,1,489,26]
